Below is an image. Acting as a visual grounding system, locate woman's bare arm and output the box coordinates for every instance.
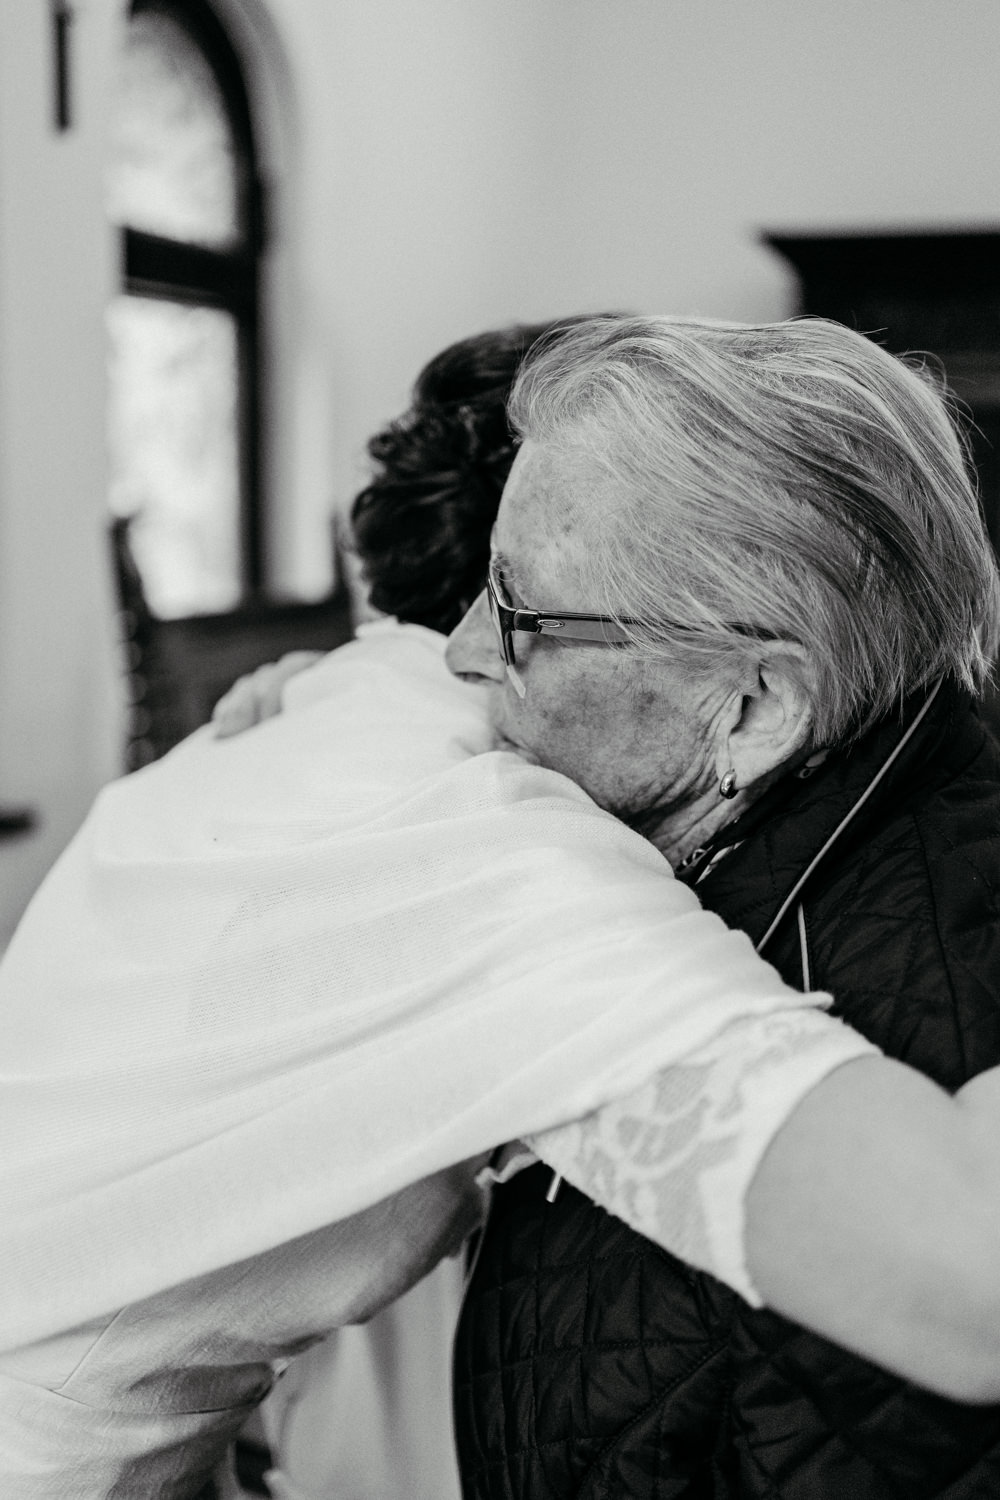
[532,1033,1000,1402]
[746,1054,1000,1402]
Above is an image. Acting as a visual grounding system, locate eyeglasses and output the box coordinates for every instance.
[485,553,776,698]
[486,555,641,684]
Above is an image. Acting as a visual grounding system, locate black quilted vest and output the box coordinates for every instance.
[454,684,1000,1499]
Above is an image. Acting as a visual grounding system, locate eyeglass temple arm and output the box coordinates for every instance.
[529,614,634,644]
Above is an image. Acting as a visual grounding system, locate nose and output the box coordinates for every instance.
[445,591,505,684]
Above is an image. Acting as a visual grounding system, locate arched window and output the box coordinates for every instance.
[106,0,264,617]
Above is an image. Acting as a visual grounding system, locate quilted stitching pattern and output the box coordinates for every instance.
[455,1164,735,1499]
[454,691,1000,1499]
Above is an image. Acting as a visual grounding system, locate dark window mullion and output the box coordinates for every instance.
[124,228,254,312]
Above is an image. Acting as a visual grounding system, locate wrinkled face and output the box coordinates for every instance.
[445,439,732,829]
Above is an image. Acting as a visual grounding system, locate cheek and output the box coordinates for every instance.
[526,659,626,759]
[502,652,575,732]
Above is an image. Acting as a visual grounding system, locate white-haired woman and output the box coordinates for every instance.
[448,315,1000,1500]
[7,315,1000,1500]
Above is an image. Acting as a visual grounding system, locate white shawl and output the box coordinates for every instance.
[0,622,814,1351]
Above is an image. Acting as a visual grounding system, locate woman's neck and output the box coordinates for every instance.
[642,789,755,869]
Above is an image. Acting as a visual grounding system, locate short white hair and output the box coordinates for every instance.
[510,315,1000,743]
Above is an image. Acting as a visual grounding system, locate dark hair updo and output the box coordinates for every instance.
[350,319,592,634]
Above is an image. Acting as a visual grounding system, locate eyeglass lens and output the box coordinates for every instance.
[486,571,527,698]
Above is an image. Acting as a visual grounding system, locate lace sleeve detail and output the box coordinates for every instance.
[527,1007,878,1305]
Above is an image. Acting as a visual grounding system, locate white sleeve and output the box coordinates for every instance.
[528,1007,878,1305]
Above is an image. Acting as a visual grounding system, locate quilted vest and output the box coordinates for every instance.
[454,684,1000,1499]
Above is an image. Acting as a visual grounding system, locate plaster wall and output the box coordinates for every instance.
[261,0,1000,559]
[0,0,123,946]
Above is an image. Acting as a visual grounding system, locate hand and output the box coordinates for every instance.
[211,651,323,738]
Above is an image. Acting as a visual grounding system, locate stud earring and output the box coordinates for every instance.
[719,769,738,799]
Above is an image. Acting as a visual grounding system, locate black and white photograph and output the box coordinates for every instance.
[3,4,1000,1496]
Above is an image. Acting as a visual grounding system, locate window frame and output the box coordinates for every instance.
[121,0,266,598]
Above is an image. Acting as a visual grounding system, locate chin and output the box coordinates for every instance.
[492,729,541,766]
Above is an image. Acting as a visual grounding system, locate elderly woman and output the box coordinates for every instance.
[6,314,1000,1500]
[448,315,1000,1499]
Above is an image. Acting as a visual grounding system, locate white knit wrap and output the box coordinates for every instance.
[0,622,834,1351]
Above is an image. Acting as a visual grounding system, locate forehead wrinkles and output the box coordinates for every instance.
[498,441,607,607]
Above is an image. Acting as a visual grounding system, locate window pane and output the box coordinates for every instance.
[108,7,240,249]
[107,295,241,618]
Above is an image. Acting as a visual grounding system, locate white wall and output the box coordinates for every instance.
[518,0,1000,320]
[260,0,560,594]
[1,0,999,935]
[0,0,123,947]
[261,0,1000,556]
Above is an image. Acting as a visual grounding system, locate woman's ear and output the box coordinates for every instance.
[720,647,817,792]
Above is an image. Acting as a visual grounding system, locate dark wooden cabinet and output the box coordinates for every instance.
[765,229,1000,728]
[765,229,1000,545]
